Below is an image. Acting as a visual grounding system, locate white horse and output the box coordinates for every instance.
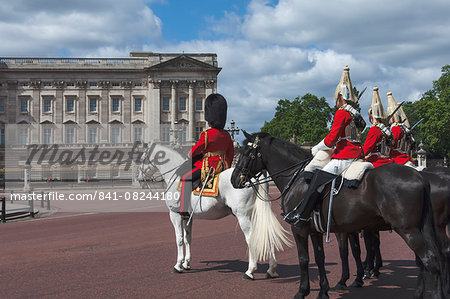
[138,142,291,279]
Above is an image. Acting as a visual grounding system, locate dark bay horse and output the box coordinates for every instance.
[231,132,446,299]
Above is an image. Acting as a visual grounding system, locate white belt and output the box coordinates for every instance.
[337,137,360,144]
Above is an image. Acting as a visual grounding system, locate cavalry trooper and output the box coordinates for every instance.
[283,66,366,226]
[178,93,234,216]
[363,87,394,168]
[386,92,416,167]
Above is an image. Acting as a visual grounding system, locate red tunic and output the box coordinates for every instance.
[189,128,234,170]
[324,109,364,159]
[363,125,393,168]
[389,125,411,164]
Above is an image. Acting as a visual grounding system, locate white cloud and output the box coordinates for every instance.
[0,0,163,57]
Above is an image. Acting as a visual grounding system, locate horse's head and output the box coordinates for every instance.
[231,131,267,189]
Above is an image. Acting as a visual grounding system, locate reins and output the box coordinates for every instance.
[248,157,312,202]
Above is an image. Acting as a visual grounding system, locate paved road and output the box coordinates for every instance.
[1,206,422,299]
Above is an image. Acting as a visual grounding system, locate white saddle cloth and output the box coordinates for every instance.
[305,150,373,182]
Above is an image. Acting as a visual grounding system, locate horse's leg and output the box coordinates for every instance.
[362,230,375,279]
[169,211,185,273]
[436,226,450,295]
[372,231,383,278]
[182,218,192,270]
[414,254,426,299]
[293,228,310,299]
[235,212,258,280]
[396,229,444,299]
[348,232,364,287]
[267,252,279,279]
[333,233,349,290]
[311,232,330,299]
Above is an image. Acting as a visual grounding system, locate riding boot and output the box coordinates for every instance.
[282,169,337,227]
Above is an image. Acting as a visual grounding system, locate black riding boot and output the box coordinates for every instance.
[282,169,337,227]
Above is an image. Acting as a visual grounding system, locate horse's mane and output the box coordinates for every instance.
[245,132,311,161]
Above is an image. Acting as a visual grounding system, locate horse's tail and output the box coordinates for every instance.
[249,182,292,262]
[420,180,447,292]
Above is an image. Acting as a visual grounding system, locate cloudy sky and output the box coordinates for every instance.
[1,0,449,141]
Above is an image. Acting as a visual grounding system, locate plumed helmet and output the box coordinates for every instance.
[334,66,359,103]
[205,93,227,129]
[386,92,410,127]
[369,87,386,119]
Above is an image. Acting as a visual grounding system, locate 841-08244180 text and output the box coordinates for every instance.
[10,191,178,201]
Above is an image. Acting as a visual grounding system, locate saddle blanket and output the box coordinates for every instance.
[304,150,373,188]
[177,174,220,197]
[193,174,220,197]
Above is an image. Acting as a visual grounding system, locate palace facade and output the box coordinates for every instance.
[0,52,221,184]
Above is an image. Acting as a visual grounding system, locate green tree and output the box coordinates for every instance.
[261,94,333,144]
[402,65,450,159]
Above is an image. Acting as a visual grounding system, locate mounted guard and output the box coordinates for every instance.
[386,92,416,167]
[283,66,366,226]
[177,93,234,216]
[363,87,394,168]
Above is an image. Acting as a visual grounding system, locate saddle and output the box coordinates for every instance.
[193,174,220,197]
[304,150,374,188]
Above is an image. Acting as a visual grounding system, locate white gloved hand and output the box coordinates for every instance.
[311,139,331,156]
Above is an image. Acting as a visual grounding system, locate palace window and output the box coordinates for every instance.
[111,127,120,144]
[43,98,52,113]
[134,126,142,142]
[66,98,75,113]
[0,98,5,113]
[179,97,186,111]
[89,127,97,144]
[19,127,29,145]
[161,126,170,142]
[65,126,75,144]
[42,127,52,144]
[134,98,142,112]
[20,98,29,113]
[112,97,120,113]
[89,98,97,113]
[162,97,170,111]
[195,97,203,111]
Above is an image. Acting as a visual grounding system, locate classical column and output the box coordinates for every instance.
[170,81,177,142]
[188,82,195,143]
[149,79,161,142]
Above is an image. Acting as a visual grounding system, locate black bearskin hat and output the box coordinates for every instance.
[205,93,227,129]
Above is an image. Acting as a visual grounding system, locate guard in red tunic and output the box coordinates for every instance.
[283,66,366,226]
[178,93,234,215]
[386,92,416,167]
[363,87,394,168]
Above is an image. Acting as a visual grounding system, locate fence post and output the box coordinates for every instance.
[41,191,45,208]
[1,196,5,223]
[46,192,50,210]
[29,192,34,218]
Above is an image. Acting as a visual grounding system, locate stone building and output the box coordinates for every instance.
[0,52,221,183]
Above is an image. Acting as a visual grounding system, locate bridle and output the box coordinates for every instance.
[236,136,312,202]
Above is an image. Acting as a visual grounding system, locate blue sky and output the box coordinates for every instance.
[1,0,449,141]
[150,0,250,42]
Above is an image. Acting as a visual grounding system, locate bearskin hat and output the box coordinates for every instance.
[205,93,227,129]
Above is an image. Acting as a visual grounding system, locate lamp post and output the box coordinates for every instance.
[227,120,239,141]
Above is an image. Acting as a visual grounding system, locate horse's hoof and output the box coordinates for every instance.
[182,265,191,271]
[173,267,183,274]
[265,272,279,279]
[370,271,380,279]
[243,273,254,280]
[331,283,347,291]
[362,272,371,280]
[350,279,364,288]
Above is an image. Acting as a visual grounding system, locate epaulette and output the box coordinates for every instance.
[375,122,392,138]
[339,104,360,118]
